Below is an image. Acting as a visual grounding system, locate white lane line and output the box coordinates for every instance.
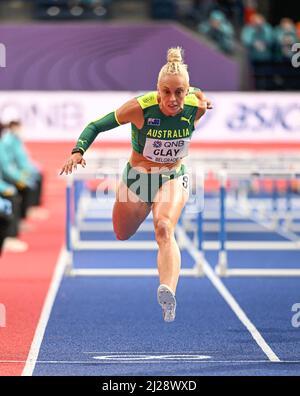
[3,360,299,364]
[83,351,212,354]
[21,247,67,376]
[92,354,211,361]
[177,226,281,363]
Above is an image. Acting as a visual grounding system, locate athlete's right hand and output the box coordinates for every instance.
[59,153,86,175]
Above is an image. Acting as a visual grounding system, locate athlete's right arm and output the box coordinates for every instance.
[60,98,143,175]
[115,98,144,129]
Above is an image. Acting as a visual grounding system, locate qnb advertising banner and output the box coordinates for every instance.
[0,92,299,142]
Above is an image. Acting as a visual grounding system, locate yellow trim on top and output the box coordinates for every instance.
[184,94,199,107]
[137,91,158,109]
[114,111,121,126]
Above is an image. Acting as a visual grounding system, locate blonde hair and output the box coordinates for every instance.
[158,47,189,84]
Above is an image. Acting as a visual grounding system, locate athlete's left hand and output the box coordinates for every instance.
[194,90,213,110]
[206,98,213,109]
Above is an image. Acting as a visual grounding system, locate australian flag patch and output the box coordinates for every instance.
[147,118,161,126]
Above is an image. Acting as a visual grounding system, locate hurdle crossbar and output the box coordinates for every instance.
[215,169,300,277]
[66,267,202,277]
[71,238,300,251]
[217,268,300,277]
[65,173,205,277]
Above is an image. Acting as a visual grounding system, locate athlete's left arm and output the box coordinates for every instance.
[190,89,212,125]
[189,87,213,111]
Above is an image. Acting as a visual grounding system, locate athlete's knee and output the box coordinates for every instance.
[113,224,132,241]
[115,233,131,241]
[154,217,174,244]
[114,228,135,240]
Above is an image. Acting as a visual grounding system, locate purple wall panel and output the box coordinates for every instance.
[0,23,239,91]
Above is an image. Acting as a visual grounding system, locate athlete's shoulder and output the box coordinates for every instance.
[136,91,158,109]
[184,93,199,107]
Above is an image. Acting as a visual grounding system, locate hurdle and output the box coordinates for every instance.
[64,169,204,277]
[215,169,300,277]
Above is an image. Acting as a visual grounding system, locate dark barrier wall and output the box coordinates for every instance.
[0,23,239,91]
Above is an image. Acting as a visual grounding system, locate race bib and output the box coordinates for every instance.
[143,138,191,164]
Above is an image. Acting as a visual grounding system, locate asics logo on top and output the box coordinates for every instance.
[180,115,192,125]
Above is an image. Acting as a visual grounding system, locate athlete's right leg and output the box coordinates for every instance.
[113,181,151,240]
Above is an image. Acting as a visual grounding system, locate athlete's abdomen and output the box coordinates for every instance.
[129,150,182,173]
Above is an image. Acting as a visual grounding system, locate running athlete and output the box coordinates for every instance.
[60,47,211,322]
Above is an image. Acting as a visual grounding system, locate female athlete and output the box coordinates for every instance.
[60,47,211,322]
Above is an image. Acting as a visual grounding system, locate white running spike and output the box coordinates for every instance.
[157,284,176,322]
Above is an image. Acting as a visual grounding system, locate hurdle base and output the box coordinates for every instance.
[215,251,228,277]
[194,251,205,277]
[64,251,73,276]
[218,268,300,277]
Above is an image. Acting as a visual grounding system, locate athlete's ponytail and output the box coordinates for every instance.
[158,47,189,84]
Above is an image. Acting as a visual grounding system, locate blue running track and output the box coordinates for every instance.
[31,196,300,376]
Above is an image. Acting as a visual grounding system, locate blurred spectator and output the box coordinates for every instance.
[3,121,44,207]
[0,174,20,236]
[0,196,12,254]
[241,13,273,62]
[274,18,298,61]
[272,18,300,90]
[2,120,47,220]
[241,13,274,89]
[198,10,235,54]
[0,123,28,252]
[186,0,244,30]
[0,123,36,218]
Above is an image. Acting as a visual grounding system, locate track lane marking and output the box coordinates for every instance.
[177,226,280,362]
[22,248,67,376]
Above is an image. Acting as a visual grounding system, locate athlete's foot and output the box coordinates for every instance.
[157,284,176,322]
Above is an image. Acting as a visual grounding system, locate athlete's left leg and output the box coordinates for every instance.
[152,177,189,294]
